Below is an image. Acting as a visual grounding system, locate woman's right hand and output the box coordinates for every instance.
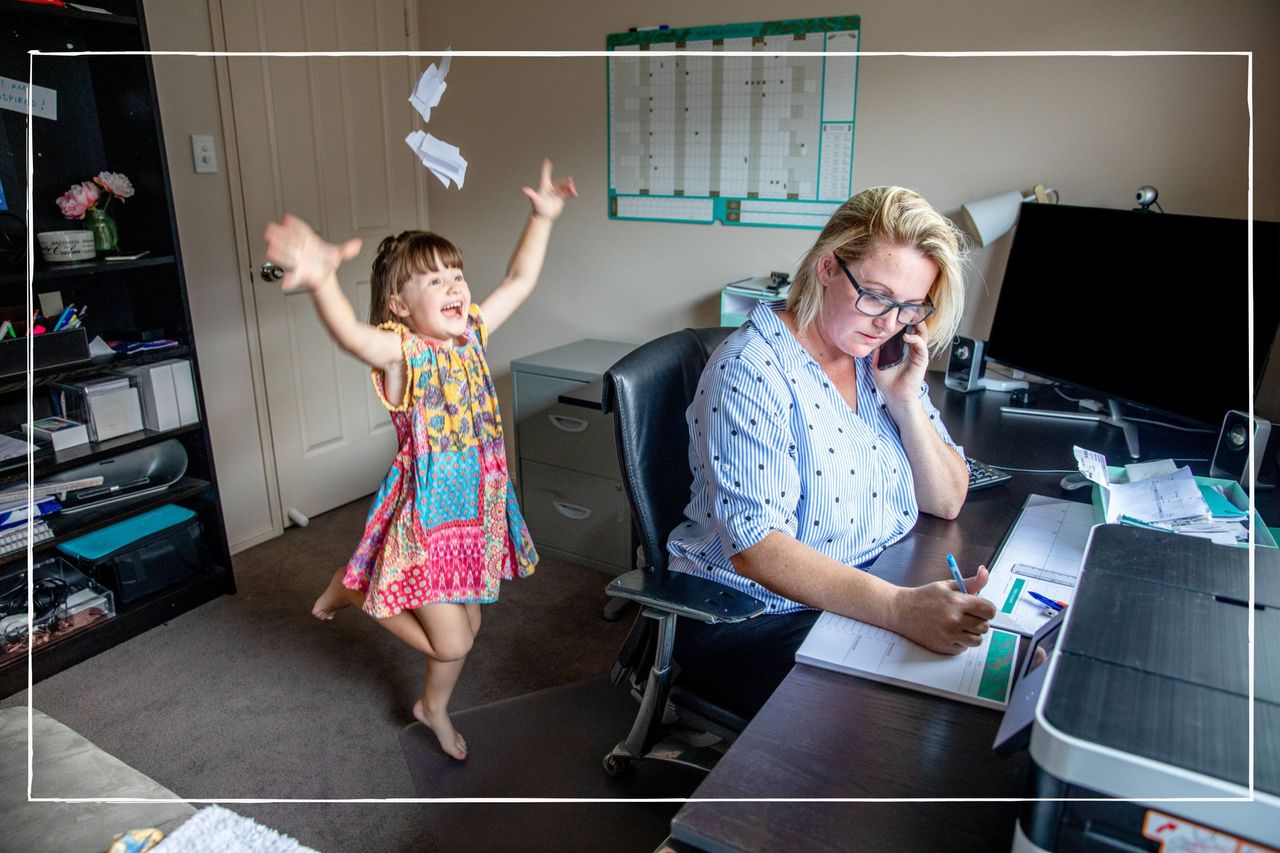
[263,214,362,293]
[890,566,996,654]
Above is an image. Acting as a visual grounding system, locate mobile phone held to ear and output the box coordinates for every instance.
[876,324,914,370]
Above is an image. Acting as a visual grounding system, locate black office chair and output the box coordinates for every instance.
[599,327,767,777]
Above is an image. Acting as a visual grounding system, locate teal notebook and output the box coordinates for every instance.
[58,504,194,560]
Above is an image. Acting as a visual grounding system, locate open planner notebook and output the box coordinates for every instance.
[796,612,1018,710]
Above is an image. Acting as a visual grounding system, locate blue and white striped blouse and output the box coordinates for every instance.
[666,300,963,614]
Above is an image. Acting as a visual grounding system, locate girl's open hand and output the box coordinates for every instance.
[522,158,577,222]
[263,214,362,293]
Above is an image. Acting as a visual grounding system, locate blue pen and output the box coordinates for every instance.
[1117,514,1173,533]
[52,305,75,331]
[1027,591,1065,611]
[946,553,968,594]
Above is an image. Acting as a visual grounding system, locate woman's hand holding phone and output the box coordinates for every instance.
[872,320,930,408]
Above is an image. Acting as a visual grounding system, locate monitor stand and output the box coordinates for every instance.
[1000,398,1140,459]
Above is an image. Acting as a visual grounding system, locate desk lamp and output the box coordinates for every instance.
[960,184,1058,248]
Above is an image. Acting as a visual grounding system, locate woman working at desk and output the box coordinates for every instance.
[667,186,996,718]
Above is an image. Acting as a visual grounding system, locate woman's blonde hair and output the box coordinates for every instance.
[787,186,968,359]
[368,231,464,325]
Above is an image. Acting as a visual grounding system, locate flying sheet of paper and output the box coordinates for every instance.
[409,52,451,124]
[405,130,468,189]
[404,52,467,189]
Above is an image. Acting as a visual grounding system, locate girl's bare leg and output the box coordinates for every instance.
[312,567,362,620]
[410,603,475,760]
[465,602,481,637]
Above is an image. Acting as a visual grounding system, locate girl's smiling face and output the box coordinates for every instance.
[390,256,471,344]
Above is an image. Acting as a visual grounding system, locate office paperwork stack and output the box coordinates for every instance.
[796,611,1018,710]
[1074,446,1274,547]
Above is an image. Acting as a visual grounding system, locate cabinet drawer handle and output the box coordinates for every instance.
[547,414,589,433]
[552,501,592,520]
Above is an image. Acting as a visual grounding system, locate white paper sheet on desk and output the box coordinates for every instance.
[795,611,1017,710]
[980,494,1094,636]
[405,130,468,189]
[409,52,451,124]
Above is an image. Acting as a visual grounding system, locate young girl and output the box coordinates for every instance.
[263,159,577,760]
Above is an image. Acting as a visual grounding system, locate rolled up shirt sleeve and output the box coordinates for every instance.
[696,355,799,556]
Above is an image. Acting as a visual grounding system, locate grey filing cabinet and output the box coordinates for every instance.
[512,339,637,575]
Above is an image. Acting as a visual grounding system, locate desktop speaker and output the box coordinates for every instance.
[1210,410,1273,485]
[944,336,986,393]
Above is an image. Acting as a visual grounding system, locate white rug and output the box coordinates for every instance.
[152,805,317,853]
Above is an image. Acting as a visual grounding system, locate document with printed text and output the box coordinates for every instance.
[796,611,1017,710]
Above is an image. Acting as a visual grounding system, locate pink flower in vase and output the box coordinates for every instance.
[93,171,135,202]
[56,181,101,220]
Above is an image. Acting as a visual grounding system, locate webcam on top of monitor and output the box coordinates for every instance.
[1134,185,1162,213]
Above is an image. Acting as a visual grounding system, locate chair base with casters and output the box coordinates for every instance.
[600,326,768,778]
[601,572,765,776]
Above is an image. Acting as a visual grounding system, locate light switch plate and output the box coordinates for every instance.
[191,134,218,173]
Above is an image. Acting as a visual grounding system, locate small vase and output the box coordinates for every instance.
[83,208,118,253]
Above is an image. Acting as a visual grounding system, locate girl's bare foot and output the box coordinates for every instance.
[312,571,359,620]
[413,699,467,760]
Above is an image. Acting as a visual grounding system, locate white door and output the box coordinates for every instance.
[217,0,428,521]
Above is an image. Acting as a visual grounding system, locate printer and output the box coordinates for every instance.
[1010,524,1279,850]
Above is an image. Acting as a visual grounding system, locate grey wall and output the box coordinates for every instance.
[419,0,1276,385]
[141,0,1278,548]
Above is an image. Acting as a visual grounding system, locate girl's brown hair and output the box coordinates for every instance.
[787,186,969,359]
[368,231,464,325]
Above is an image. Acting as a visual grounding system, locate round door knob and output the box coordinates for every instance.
[260,261,286,282]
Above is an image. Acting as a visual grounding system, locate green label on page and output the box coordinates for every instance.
[978,631,1017,703]
[1001,578,1025,614]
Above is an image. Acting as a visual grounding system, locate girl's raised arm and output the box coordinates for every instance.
[479,159,577,334]
[264,214,402,371]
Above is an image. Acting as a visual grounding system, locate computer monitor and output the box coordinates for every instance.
[985,203,1280,429]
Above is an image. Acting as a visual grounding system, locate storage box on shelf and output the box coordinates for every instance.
[0,555,115,667]
[0,0,233,697]
[512,339,637,575]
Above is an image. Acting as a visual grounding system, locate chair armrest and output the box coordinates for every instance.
[606,569,766,624]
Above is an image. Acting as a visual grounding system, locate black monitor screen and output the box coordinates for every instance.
[985,203,1280,427]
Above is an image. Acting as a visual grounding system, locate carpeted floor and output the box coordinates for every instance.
[1,497,656,851]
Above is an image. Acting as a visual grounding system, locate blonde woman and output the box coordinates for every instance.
[667,186,995,718]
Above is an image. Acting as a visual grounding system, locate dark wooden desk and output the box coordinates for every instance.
[670,375,1277,852]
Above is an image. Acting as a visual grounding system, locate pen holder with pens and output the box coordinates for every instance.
[0,327,91,379]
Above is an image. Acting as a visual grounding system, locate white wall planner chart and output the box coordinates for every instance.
[607,17,860,228]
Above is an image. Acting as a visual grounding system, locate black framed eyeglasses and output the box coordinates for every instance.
[835,256,935,325]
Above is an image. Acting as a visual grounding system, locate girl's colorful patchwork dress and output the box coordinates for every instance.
[344,304,537,617]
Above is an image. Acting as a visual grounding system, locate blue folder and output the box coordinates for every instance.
[58,504,195,561]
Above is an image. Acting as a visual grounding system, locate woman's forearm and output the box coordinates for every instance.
[731,532,899,625]
[889,398,968,518]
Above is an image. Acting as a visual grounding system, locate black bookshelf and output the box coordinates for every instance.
[0,0,234,697]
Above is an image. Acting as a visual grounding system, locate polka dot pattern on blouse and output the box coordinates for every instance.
[666,300,963,614]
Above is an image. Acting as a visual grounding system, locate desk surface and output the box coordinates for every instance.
[670,374,1276,852]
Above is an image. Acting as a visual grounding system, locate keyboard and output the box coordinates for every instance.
[0,520,55,556]
[966,456,1012,491]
